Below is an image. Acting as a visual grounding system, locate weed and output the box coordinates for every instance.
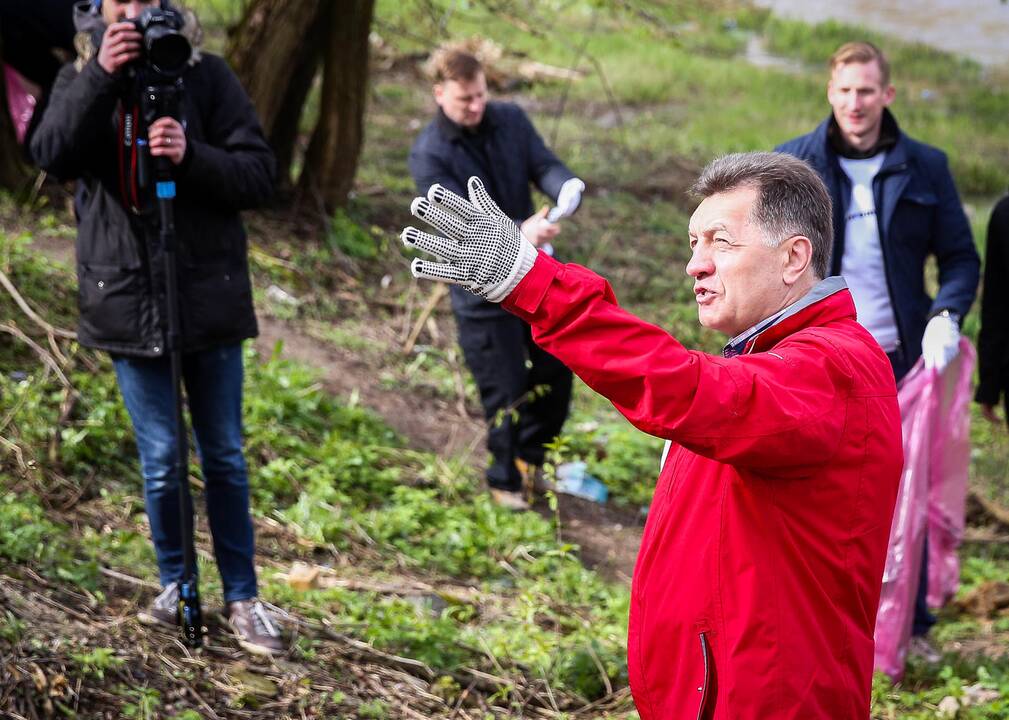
[70,647,125,680]
[120,686,162,720]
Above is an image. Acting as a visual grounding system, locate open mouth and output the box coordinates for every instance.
[695,288,715,303]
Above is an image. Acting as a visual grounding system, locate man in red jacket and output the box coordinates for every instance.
[402,151,902,719]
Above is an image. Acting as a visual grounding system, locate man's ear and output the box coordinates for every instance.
[433,83,444,106]
[782,235,813,285]
[882,83,895,107]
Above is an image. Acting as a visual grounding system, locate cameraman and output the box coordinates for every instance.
[31,0,283,656]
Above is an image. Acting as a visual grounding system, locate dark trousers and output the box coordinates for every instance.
[456,312,573,491]
[889,349,937,637]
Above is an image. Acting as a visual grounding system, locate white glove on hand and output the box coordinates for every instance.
[921,313,960,371]
[547,178,585,222]
[403,177,538,303]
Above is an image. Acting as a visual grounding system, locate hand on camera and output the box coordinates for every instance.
[98,22,142,75]
[149,117,187,165]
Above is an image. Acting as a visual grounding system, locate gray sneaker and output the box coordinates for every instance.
[225,599,284,657]
[137,582,179,628]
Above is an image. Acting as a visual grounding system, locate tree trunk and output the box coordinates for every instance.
[265,17,326,195]
[0,38,31,191]
[298,0,375,213]
[228,0,318,139]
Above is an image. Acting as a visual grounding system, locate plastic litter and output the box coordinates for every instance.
[555,461,608,503]
[873,338,974,680]
[4,64,38,144]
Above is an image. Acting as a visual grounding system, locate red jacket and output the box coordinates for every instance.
[503,255,902,719]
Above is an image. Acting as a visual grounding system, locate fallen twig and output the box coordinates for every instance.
[0,266,76,340]
[403,283,448,354]
[0,322,72,389]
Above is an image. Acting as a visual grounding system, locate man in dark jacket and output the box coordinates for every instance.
[777,40,980,661]
[31,0,283,656]
[409,47,585,509]
[977,195,1009,429]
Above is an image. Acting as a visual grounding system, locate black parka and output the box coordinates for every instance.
[30,32,274,357]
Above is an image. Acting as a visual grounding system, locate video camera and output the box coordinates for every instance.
[131,6,191,78]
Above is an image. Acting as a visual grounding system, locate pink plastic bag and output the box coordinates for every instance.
[927,340,975,607]
[4,64,38,144]
[873,338,974,680]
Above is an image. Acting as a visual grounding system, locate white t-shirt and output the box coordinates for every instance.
[838,153,900,352]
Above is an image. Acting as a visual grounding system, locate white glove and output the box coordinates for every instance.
[921,313,960,371]
[547,178,585,222]
[403,177,538,303]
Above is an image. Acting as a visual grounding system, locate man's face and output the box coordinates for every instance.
[434,73,488,129]
[686,187,793,337]
[102,0,160,24]
[827,61,895,145]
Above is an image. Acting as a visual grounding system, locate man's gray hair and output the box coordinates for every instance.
[691,152,832,279]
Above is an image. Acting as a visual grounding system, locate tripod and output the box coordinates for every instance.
[140,77,203,649]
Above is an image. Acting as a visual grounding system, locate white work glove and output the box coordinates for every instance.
[403,177,538,303]
[547,178,585,222]
[921,312,960,371]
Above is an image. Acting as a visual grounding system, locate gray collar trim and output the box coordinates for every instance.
[722,276,848,358]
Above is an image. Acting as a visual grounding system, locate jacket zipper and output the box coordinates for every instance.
[696,631,712,720]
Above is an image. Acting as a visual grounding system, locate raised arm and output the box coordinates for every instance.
[401,177,854,470]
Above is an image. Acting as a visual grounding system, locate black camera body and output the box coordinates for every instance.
[131,7,191,78]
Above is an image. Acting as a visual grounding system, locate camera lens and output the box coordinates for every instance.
[145,27,192,77]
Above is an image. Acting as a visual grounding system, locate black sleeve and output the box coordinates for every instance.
[520,108,575,201]
[178,55,275,211]
[929,152,981,320]
[976,195,1009,406]
[29,59,120,179]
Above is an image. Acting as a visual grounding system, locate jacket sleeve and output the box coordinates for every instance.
[519,109,574,201]
[928,153,981,318]
[29,59,120,179]
[503,254,853,471]
[178,55,275,211]
[976,196,1009,406]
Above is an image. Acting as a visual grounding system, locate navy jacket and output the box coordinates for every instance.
[409,101,575,319]
[977,195,1009,408]
[777,111,980,379]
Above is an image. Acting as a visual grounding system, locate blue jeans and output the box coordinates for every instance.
[113,343,257,602]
